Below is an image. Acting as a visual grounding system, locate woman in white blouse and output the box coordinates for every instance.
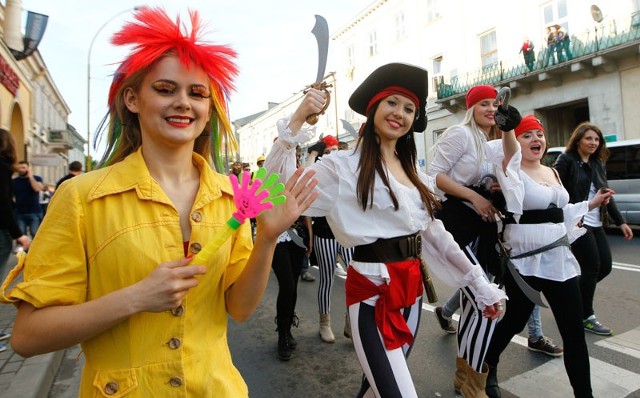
[265,64,505,398]
[428,85,508,396]
[484,115,609,398]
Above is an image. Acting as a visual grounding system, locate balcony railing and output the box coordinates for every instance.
[436,11,640,102]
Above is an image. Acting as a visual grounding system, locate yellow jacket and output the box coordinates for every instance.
[2,149,253,397]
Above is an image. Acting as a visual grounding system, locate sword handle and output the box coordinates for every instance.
[305,82,332,125]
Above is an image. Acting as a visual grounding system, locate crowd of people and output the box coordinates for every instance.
[0,7,634,398]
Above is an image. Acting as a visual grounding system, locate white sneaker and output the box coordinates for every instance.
[0,332,10,341]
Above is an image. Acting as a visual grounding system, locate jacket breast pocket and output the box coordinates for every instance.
[93,369,138,397]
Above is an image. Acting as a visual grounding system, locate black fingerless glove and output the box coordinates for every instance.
[307,141,326,155]
[495,105,522,132]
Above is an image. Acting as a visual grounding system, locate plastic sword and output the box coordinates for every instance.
[305,15,332,125]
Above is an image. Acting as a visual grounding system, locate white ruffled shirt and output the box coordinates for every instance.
[265,119,506,307]
[428,125,496,199]
[493,142,589,282]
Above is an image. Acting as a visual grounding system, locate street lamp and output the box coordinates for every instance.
[86,6,141,171]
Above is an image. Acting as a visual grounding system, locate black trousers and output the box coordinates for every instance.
[570,226,612,319]
[485,271,592,398]
[271,240,306,320]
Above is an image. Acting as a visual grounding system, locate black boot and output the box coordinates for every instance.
[288,314,299,350]
[275,316,293,361]
[486,364,501,398]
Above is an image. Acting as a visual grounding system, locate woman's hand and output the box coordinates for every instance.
[620,223,634,241]
[589,187,613,210]
[256,168,319,242]
[130,256,206,313]
[482,301,504,320]
[289,89,327,133]
[470,193,497,222]
[16,235,31,250]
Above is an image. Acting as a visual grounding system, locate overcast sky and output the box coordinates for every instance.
[21,0,371,145]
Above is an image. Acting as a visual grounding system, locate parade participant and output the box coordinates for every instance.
[265,63,505,398]
[554,122,634,336]
[1,8,317,398]
[428,84,519,397]
[307,134,354,343]
[484,115,609,398]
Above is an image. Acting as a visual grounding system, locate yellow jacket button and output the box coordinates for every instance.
[189,242,202,254]
[104,381,119,395]
[171,305,184,316]
[169,377,183,387]
[168,337,182,349]
[191,211,203,222]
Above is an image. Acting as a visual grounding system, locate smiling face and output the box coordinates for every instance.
[124,55,212,151]
[577,129,601,159]
[372,94,416,143]
[472,98,497,132]
[517,129,547,162]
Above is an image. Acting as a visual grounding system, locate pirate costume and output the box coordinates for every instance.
[265,63,505,397]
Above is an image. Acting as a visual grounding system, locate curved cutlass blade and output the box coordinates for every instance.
[312,15,329,84]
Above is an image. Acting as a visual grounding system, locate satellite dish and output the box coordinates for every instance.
[591,4,604,23]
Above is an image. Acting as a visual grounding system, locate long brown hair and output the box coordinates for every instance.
[355,102,440,217]
[0,128,17,168]
[565,121,609,162]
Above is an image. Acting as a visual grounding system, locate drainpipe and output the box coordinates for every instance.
[3,0,24,54]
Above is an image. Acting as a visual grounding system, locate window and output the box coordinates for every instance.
[369,30,378,56]
[433,56,442,75]
[395,12,406,41]
[426,0,442,23]
[543,0,570,32]
[480,30,498,68]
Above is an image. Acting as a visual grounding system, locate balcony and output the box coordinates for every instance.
[436,11,640,112]
[47,129,74,151]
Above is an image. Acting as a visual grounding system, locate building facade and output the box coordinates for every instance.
[1,0,80,185]
[235,0,640,170]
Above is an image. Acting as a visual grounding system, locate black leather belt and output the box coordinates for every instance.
[353,232,422,263]
[503,207,564,224]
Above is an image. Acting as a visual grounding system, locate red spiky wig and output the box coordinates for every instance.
[99,7,239,171]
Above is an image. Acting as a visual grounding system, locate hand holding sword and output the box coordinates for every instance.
[305,15,332,125]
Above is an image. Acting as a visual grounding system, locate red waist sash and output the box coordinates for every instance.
[345,259,423,350]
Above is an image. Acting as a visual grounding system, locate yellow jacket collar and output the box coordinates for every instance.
[87,148,233,207]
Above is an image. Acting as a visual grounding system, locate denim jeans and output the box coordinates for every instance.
[16,212,42,237]
[527,305,543,339]
[0,229,12,281]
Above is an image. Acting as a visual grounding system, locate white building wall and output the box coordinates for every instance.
[234,0,640,168]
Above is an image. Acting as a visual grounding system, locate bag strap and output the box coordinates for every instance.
[509,235,570,260]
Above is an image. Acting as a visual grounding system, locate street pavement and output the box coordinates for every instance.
[2,233,640,397]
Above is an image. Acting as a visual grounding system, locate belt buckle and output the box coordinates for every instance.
[407,233,422,258]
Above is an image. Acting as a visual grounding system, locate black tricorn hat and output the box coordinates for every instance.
[348,63,429,132]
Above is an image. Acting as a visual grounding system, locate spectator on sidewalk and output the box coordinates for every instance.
[12,161,44,237]
[0,129,30,352]
[55,160,83,190]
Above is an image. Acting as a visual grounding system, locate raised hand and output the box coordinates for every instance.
[256,167,319,242]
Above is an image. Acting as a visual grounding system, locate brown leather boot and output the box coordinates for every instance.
[454,357,468,394]
[461,362,489,398]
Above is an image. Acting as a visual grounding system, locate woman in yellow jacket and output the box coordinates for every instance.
[1,8,317,397]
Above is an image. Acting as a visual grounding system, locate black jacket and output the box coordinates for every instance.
[554,151,626,226]
[0,158,22,239]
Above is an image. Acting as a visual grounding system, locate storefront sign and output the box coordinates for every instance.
[0,55,19,96]
[31,154,63,167]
